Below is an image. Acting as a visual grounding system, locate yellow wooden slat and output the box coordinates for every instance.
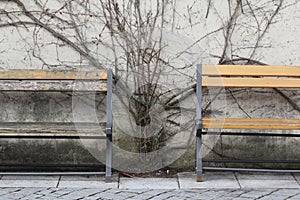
[203,77,300,88]
[203,118,300,130]
[203,65,300,77]
[0,70,107,80]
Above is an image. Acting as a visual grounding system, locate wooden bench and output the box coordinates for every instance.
[196,64,300,182]
[0,69,113,182]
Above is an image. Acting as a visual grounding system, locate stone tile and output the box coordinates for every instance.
[125,190,175,200]
[257,189,300,200]
[119,177,179,189]
[292,174,300,186]
[149,190,179,200]
[178,172,240,189]
[220,190,251,200]
[57,175,118,188]
[238,189,274,199]
[0,175,59,188]
[236,173,300,189]
[0,188,22,196]
[80,189,124,200]
[289,194,300,200]
[51,188,110,199]
[32,188,85,199]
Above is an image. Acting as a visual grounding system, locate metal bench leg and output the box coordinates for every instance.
[196,129,203,182]
[105,135,112,183]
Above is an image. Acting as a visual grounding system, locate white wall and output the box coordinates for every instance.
[0,0,300,171]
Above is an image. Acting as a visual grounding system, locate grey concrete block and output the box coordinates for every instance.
[236,173,300,189]
[119,178,179,189]
[178,172,240,189]
[0,175,59,187]
[57,175,118,188]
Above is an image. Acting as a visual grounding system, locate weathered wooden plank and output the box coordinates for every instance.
[0,70,107,80]
[0,80,107,91]
[203,77,300,88]
[0,122,106,135]
[203,65,300,77]
[203,118,300,130]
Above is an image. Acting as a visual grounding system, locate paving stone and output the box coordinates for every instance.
[55,188,108,199]
[236,173,300,189]
[258,189,300,200]
[121,188,151,194]
[291,174,300,185]
[0,188,41,199]
[149,190,179,200]
[12,188,45,200]
[39,188,78,199]
[74,189,112,200]
[0,188,21,196]
[178,172,240,189]
[33,187,59,196]
[50,187,96,199]
[0,175,59,187]
[197,190,242,200]
[21,194,45,199]
[174,190,208,200]
[107,191,137,200]
[119,177,179,189]
[221,189,249,199]
[271,189,300,197]
[58,175,118,188]
[288,193,300,200]
[82,188,119,200]
[125,189,174,200]
[238,189,274,199]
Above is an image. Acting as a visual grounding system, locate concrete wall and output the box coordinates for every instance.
[0,92,107,170]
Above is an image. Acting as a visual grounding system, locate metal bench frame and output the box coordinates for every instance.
[0,69,113,182]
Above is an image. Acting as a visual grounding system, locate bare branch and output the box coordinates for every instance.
[10,0,102,68]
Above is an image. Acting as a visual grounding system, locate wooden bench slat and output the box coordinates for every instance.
[0,122,106,135]
[0,70,107,80]
[203,118,300,130]
[203,65,300,77]
[203,77,300,88]
[0,80,107,91]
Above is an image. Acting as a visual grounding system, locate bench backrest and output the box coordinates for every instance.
[196,64,300,130]
[200,65,300,88]
[0,70,110,92]
[0,68,113,132]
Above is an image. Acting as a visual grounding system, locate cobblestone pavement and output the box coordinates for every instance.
[1,188,300,200]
